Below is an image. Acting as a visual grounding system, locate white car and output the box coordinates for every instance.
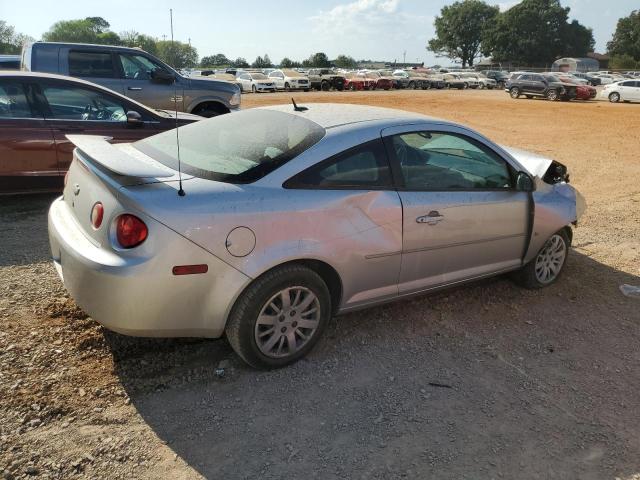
[268,69,310,91]
[236,72,276,93]
[602,80,640,103]
[458,73,481,89]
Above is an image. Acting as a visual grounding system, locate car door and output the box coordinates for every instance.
[382,125,529,294]
[632,81,640,100]
[65,49,125,94]
[284,138,403,308]
[0,79,59,193]
[36,79,158,175]
[117,52,184,110]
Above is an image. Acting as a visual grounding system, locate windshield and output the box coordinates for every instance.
[252,73,267,79]
[134,109,326,183]
[545,74,561,82]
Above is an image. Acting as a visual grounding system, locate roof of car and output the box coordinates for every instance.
[259,103,440,129]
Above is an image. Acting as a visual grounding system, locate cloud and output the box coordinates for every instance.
[308,0,432,58]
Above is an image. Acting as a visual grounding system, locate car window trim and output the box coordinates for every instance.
[382,129,517,192]
[283,138,395,191]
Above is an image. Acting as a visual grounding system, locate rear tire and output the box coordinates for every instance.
[526,95,533,99]
[608,92,620,103]
[284,82,291,92]
[225,265,332,369]
[511,230,570,289]
[546,89,560,101]
[251,85,257,94]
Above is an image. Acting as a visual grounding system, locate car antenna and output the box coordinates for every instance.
[291,98,308,112]
[170,8,185,197]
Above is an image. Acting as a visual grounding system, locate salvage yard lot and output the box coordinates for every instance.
[1,89,639,479]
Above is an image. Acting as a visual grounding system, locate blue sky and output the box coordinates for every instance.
[2,0,636,65]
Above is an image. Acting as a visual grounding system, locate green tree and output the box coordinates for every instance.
[0,21,34,54]
[232,57,250,68]
[333,54,358,68]
[120,30,158,54]
[304,52,331,68]
[610,54,640,69]
[427,0,499,68]
[607,10,640,61]
[155,40,198,68]
[201,53,230,66]
[43,17,120,44]
[251,54,273,68]
[483,0,594,66]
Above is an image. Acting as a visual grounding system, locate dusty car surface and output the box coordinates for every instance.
[48,103,585,369]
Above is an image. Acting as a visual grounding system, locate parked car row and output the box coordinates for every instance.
[187,66,500,93]
[505,71,640,103]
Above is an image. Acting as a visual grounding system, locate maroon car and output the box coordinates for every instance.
[0,71,201,194]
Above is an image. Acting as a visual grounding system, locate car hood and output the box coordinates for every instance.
[501,146,553,178]
[188,77,239,92]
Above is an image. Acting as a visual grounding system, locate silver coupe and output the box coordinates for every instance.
[48,103,585,368]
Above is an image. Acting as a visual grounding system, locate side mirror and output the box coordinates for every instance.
[126,110,143,126]
[151,69,175,84]
[515,171,535,192]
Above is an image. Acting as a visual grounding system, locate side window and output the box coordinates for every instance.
[391,132,512,191]
[285,139,391,189]
[40,83,126,122]
[68,51,116,78]
[0,81,33,118]
[119,54,167,80]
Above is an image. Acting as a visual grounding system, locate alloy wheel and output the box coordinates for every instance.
[609,92,620,103]
[510,87,520,98]
[534,234,567,284]
[254,287,321,359]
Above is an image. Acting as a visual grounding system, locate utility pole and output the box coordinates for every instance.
[162,34,167,41]
[403,50,406,65]
[188,38,191,46]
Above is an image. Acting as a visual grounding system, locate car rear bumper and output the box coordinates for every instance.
[48,197,250,338]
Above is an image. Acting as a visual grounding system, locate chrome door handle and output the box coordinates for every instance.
[416,211,444,225]
[128,87,142,91]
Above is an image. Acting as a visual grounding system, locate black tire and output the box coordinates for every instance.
[304,89,309,92]
[408,81,415,90]
[546,89,560,101]
[511,229,570,289]
[509,87,520,99]
[526,95,533,99]
[225,265,332,369]
[608,92,620,103]
[251,85,257,94]
[463,82,469,89]
[284,82,291,92]
[321,81,330,91]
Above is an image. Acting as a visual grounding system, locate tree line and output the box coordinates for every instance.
[1,4,639,70]
[427,0,640,69]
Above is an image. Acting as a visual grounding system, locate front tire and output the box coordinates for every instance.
[225,265,332,369]
[608,92,621,103]
[547,89,560,101]
[251,85,257,94]
[509,87,520,98]
[512,230,569,289]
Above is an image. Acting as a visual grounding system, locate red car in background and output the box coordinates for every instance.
[0,72,200,194]
[343,73,375,91]
[558,75,597,100]
[360,71,394,90]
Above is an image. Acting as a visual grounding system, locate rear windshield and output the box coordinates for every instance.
[133,109,325,183]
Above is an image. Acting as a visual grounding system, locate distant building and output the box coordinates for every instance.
[552,57,600,72]
[356,61,424,69]
[587,52,609,69]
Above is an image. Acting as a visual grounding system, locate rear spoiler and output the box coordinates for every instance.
[66,135,175,178]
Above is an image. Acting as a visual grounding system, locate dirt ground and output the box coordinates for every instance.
[1,89,639,480]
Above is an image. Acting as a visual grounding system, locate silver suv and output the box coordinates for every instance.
[21,42,241,117]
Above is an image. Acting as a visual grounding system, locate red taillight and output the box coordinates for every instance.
[116,214,148,249]
[90,202,104,229]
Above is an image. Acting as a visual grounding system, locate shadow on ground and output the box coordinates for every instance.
[0,193,58,267]
[106,251,640,480]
